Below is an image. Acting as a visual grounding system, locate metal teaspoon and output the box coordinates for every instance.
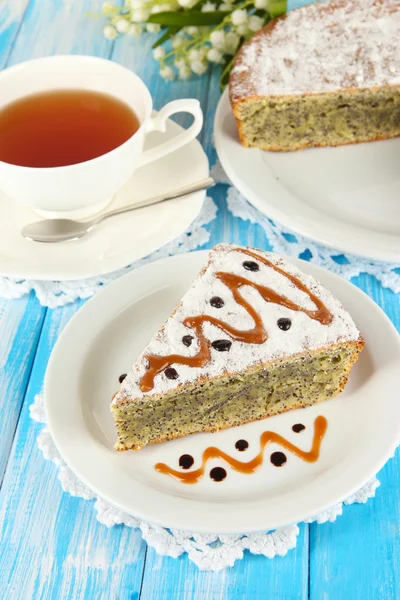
[22,177,215,243]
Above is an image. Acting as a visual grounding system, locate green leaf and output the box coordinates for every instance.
[152,25,180,48]
[219,56,235,91]
[148,11,229,26]
[151,0,216,49]
[268,0,287,19]
[254,9,270,19]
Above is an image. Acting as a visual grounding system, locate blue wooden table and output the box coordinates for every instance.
[0,1,399,598]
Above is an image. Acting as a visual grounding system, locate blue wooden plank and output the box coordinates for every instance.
[350,273,400,331]
[288,0,316,8]
[0,0,115,483]
[0,294,46,481]
[310,450,400,600]
[6,0,114,67]
[0,0,29,69]
[201,65,221,168]
[0,2,146,598]
[140,526,309,600]
[309,271,400,600]
[0,302,147,600]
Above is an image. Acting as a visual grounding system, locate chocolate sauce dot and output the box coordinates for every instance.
[277,318,292,331]
[179,454,194,469]
[243,260,259,272]
[118,373,127,384]
[270,451,287,467]
[165,367,179,380]
[292,423,306,433]
[211,339,232,352]
[210,296,224,308]
[235,439,249,451]
[182,335,194,347]
[210,466,227,482]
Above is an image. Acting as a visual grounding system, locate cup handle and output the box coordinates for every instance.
[137,99,203,169]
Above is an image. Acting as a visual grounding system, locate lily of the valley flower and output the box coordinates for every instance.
[100,0,277,83]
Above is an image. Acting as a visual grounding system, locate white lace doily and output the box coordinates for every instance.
[0,196,217,308]
[30,393,380,571]
[210,162,400,293]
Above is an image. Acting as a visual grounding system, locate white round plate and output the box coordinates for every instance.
[0,114,208,281]
[45,250,400,533]
[214,89,400,262]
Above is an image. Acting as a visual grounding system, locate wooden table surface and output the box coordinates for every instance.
[0,1,399,598]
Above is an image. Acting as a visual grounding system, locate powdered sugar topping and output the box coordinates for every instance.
[113,244,361,404]
[230,0,400,99]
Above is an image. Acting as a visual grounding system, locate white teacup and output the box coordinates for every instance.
[0,55,203,218]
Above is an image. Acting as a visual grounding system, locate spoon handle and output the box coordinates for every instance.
[92,177,215,227]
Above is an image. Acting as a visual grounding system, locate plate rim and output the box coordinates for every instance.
[214,88,400,263]
[0,115,209,281]
[44,250,400,533]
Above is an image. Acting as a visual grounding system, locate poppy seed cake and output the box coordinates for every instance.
[111,244,364,451]
[229,0,400,151]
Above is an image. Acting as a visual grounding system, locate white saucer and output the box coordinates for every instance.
[214,89,400,263]
[44,250,400,533]
[0,114,208,281]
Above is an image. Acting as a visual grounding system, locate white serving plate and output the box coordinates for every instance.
[45,250,400,533]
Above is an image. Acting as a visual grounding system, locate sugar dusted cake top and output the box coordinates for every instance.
[230,0,400,102]
[113,244,361,405]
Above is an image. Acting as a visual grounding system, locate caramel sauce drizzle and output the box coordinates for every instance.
[155,416,328,484]
[140,248,332,392]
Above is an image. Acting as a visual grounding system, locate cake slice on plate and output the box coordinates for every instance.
[112,244,364,450]
[229,0,400,151]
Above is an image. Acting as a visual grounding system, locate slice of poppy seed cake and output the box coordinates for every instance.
[111,243,364,450]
